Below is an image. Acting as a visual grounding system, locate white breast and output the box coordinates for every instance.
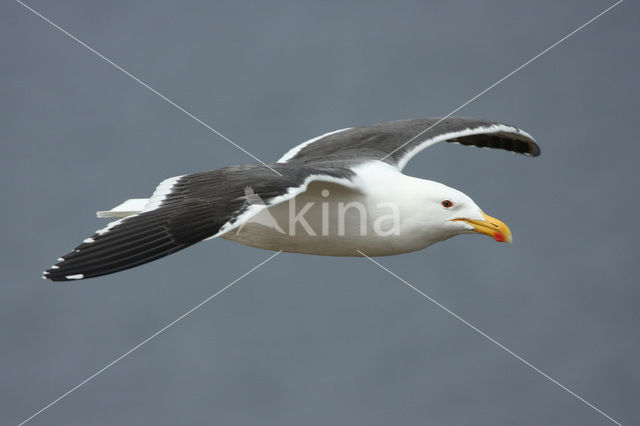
[223,162,437,256]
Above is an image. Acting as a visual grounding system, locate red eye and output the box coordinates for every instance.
[442,200,453,208]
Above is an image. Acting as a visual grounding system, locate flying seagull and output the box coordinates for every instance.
[43,117,539,281]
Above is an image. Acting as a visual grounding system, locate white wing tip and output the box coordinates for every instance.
[65,274,84,280]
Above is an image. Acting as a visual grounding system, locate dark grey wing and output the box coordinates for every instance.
[278,117,539,170]
[43,164,356,281]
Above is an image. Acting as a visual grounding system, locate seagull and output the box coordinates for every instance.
[43,117,539,281]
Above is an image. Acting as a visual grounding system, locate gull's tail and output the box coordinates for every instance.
[96,198,148,218]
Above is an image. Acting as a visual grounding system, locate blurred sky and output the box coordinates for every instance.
[2,0,639,425]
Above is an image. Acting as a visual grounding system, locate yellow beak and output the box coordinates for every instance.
[453,212,513,244]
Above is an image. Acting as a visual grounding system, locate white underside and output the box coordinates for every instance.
[222,163,449,256]
[221,181,428,256]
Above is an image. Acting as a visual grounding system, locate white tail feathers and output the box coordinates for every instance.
[97,198,149,218]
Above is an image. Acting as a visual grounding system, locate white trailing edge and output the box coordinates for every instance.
[278,128,351,163]
[396,124,537,171]
[142,175,185,212]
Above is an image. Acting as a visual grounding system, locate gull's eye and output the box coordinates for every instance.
[442,200,453,208]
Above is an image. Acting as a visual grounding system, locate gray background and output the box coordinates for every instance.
[2,0,638,425]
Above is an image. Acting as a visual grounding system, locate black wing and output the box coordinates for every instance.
[43,164,354,281]
[279,117,539,170]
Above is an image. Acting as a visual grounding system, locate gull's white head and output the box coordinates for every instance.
[406,179,512,246]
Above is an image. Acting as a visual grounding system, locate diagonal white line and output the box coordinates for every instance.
[356,250,622,426]
[15,0,283,177]
[380,0,624,162]
[18,250,283,426]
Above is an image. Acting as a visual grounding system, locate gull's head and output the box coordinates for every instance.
[411,180,512,245]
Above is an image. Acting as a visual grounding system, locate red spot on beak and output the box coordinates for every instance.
[493,232,506,242]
